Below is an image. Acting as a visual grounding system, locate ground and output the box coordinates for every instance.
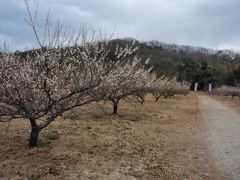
[199,95,240,180]
[0,94,225,180]
[211,95,240,112]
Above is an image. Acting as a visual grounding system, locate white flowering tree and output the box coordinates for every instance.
[151,77,189,101]
[151,77,168,102]
[92,58,154,114]
[133,72,158,105]
[134,89,148,105]
[0,1,142,147]
[214,86,240,99]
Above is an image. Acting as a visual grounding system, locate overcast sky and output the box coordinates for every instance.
[1,0,240,51]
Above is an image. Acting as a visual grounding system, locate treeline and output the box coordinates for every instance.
[12,38,240,90]
[111,39,240,90]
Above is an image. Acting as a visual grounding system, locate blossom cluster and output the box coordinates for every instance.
[214,86,240,99]
[149,77,189,101]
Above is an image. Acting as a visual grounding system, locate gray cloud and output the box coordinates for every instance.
[0,0,240,51]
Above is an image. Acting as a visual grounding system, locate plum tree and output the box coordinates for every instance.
[0,0,145,147]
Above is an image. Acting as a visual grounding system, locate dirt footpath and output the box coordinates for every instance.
[199,95,240,180]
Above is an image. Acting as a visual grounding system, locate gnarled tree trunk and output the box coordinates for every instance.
[140,97,145,105]
[112,99,120,114]
[29,119,40,147]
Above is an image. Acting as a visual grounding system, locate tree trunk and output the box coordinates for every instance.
[29,119,40,147]
[112,100,119,114]
[140,98,145,105]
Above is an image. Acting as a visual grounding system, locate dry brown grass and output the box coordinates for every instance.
[211,95,240,112]
[0,94,225,179]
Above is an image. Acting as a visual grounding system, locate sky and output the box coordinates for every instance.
[0,0,240,51]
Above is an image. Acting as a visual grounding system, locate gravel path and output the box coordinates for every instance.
[199,95,240,180]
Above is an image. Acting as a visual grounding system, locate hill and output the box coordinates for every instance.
[12,39,240,90]
[112,39,240,90]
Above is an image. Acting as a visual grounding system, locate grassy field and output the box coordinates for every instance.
[0,94,225,179]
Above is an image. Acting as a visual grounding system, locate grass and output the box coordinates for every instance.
[212,94,240,112]
[0,94,227,179]
[36,132,60,148]
[37,139,52,148]
[89,132,98,140]
[44,132,60,141]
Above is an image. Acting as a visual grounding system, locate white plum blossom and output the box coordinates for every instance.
[150,77,190,102]
[214,86,240,99]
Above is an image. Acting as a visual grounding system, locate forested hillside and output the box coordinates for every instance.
[13,38,240,90]
[112,39,240,90]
